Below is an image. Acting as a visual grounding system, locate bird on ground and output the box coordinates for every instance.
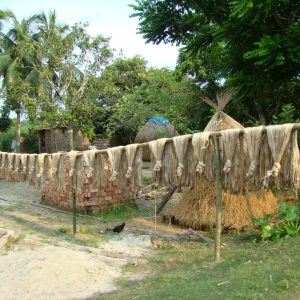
[112,222,126,234]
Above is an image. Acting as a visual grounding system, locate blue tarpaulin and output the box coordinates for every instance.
[148,116,170,125]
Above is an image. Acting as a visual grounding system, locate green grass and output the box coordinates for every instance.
[102,235,300,300]
[91,202,152,221]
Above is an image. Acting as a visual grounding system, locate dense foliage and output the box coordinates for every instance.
[131,0,300,124]
[253,202,300,241]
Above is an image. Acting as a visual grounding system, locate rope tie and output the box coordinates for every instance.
[246,161,256,177]
[223,160,233,173]
[196,161,205,174]
[177,163,184,177]
[153,160,162,171]
[110,170,118,181]
[126,166,133,178]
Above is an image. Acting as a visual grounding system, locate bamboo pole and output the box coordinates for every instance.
[214,135,222,262]
[71,174,77,235]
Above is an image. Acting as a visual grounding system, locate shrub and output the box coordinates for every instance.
[253,202,300,241]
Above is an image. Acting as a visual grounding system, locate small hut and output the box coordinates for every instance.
[165,91,278,230]
[135,116,179,160]
[38,127,90,153]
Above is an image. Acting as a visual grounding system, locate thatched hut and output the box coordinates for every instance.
[165,91,278,230]
[135,116,179,160]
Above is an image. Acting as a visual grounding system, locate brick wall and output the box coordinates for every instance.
[41,156,132,212]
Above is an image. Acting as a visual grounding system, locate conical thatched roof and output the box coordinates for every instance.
[134,119,179,143]
[202,91,244,132]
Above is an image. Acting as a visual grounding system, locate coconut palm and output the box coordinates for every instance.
[0,12,40,152]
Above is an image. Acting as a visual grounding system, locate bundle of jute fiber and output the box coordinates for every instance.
[192,132,211,175]
[107,146,127,186]
[27,154,37,186]
[0,152,7,180]
[72,154,84,194]
[149,139,178,186]
[35,153,48,189]
[172,135,195,187]
[83,150,105,190]
[6,153,15,182]
[125,144,142,190]
[83,150,96,179]
[263,124,294,188]
[57,154,66,193]
[51,152,62,178]
[67,151,85,194]
[12,154,22,182]
[166,177,278,230]
[273,125,300,190]
[221,128,247,193]
[148,138,167,181]
[244,126,265,178]
[20,154,28,181]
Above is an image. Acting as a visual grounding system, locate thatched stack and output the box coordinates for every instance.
[165,91,279,230]
[135,118,179,161]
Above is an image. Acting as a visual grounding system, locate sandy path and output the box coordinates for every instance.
[0,235,150,300]
[0,182,152,300]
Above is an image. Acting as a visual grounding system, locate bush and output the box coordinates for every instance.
[0,120,39,153]
[253,202,300,241]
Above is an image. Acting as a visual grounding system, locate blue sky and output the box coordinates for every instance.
[0,0,179,68]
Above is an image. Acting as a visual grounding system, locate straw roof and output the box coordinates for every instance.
[202,90,244,132]
[134,121,179,144]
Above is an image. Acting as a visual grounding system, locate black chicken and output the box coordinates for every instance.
[112,222,126,234]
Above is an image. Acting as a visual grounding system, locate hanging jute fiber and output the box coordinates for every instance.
[107,146,127,186]
[172,135,194,188]
[165,177,278,230]
[125,144,142,191]
[166,91,279,229]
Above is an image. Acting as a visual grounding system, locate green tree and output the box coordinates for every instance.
[105,68,201,145]
[131,0,300,124]
[32,14,114,140]
[0,11,39,152]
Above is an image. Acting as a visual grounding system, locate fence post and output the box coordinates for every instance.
[214,135,222,262]
[72,175,77,235]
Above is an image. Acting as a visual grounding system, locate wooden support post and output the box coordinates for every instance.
[72,181,77,235]
[214,135,222,262]
[157,185,177,214]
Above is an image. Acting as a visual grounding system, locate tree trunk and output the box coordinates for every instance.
[15,110,21,153]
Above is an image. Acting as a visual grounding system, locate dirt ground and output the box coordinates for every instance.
[0,181,182,300]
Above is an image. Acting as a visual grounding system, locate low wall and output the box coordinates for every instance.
[41,156,132,212]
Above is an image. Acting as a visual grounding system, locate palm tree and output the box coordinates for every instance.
[0,11,39,152]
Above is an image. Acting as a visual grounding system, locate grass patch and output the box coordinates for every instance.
[91,201,152,221]
[102,235,300,300]
[0,203,25,212]
[142,176,154,186]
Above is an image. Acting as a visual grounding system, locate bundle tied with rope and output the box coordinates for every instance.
[12,154,22,182]
[0,152,7,180]
[263,124,294,187]
[244,126,265,178]
[20,154,28,181]
[83,150,105,190]
[172,135,194,187]
[27,154,37,186]
[6,153,15,182]
[67,151,84,194]
[149,138,177,186]
[107,146,126,184]
[221,128,246,193]
[192,132,211,175]
[125,144,142,190]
